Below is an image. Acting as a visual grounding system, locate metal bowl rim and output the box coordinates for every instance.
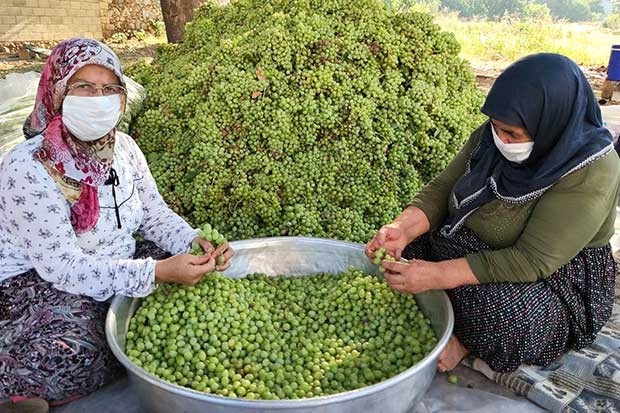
[105,236,454,408]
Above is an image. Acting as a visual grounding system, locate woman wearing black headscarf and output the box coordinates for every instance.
[366,53,620,373]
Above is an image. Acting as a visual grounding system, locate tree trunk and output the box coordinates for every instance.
[160,0,204,43]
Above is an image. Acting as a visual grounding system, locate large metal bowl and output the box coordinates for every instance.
[106,236,454,413]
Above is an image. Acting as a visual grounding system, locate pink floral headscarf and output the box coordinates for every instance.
[23,38,125,234]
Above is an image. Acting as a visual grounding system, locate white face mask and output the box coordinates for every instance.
[62,95,123,141]
[491,124,534,164]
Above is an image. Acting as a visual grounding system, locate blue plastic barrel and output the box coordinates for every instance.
[608,45,620,81]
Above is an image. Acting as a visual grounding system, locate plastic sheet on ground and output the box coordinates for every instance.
[415,371,545,413]
[51,369,547,413]
[0,71,38,159]
[602,104,620,146]
[0,71,146,161]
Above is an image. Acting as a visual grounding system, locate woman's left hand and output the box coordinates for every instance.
[191,237,235,271]
[381,259,442,294]
[192,237,216,256]
[382,257,480,294]
[212,241,234,271]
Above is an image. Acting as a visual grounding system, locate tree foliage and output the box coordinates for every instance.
[399,0,601,20]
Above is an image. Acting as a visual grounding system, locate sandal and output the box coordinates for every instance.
[0,397,49,413]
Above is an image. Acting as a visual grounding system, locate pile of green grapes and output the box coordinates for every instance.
[125,268,437,399]
[129,0,485,243]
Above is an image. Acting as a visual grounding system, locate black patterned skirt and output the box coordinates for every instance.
[0,241,170,402]
[403,227,616,373]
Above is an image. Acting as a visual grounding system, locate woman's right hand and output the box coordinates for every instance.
[365,206,431,261]
[365,223,410,261]
[154,253,216,286]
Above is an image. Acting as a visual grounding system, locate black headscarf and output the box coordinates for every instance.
[441,53,613,236]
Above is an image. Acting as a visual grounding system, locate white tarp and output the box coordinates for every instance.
[0,71,146,160]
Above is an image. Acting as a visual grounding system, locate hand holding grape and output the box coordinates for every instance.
[212,240,233,271]
[365,224,409,262]
[190,223,234,270]
[155,253,216,286]
[191,236,215,256]
[366,206,431,263]
[377,257,448,294]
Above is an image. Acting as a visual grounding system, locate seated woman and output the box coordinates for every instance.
[0,38,233,412]
[366,53,620,374]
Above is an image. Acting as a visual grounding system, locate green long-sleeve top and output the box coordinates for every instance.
[409,125,620,283]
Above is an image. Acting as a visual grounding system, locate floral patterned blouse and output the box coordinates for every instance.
[0,132,198,301]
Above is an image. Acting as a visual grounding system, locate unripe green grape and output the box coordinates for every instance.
[129,0,485,244]
[126,268,437,399]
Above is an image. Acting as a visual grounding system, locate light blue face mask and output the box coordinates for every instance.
[491,124,534,164]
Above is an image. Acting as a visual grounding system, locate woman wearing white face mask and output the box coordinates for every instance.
[366,53,620,375]
[0,38,233,411]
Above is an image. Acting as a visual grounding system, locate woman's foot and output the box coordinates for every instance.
[438,334,469,372]
[0,397,49,413]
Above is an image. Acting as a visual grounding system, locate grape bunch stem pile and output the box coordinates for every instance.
[128,0,485,243]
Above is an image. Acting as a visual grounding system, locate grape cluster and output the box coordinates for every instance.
[125,268,438,399]
[128,0,485,243]
[373,247,396,273]
[190,223,227,265]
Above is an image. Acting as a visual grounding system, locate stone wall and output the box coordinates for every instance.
[102,0,163,38]
[0,0,164,42]
[1,0,103,42]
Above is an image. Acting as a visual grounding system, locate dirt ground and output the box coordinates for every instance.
[0,41,160,80]
[472,64,620,106]
[1,41,619,105]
